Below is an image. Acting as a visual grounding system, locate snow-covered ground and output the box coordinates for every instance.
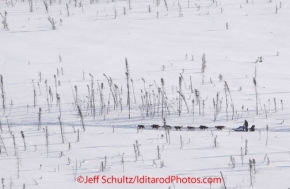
[0,0,290,188]
[1,125,290,189]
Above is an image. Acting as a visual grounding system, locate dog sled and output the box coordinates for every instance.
[233,125,255,132]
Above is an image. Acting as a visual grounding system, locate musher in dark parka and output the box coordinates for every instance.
[243,120,248,132]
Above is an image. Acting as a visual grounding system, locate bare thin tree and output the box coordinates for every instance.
[253,78,258,115]
[125,58,131,119]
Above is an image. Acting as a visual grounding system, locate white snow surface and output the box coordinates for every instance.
[0,0,290,188]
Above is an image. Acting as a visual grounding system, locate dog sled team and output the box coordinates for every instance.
[137,120,255,132]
